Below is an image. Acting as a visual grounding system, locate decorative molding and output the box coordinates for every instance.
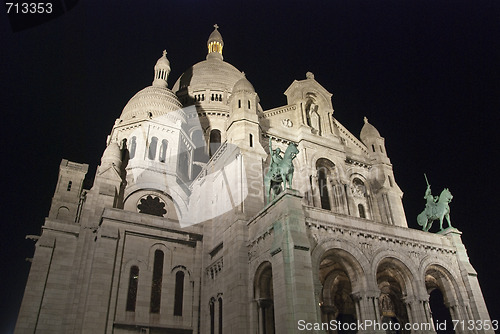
[306,220,457,256]
[346,157,372,169]
[261,105,297,118]
[206,257,223,279]
[332,118,368,154]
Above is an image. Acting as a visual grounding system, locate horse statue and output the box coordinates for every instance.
[417,186,453,232]
[264,140,299,203]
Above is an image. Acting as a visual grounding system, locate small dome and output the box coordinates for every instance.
[233,74,255,93]
[360,117,381,143]
[208,24,223,44]
[120,86,185,123]
[155,50,170,69]
[101,142,122,167]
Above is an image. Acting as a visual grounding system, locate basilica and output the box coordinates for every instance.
[15,26,492,333]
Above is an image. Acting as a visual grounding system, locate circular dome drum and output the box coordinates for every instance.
[173,58,243,94]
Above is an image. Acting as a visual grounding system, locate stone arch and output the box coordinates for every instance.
[147,243,172,271]
[209,128,221,157]
[253,261,275,334]
[318,247,367,329]
[349,174,373,220]
[56,206,70,219]
[419,256,464,302]
[310,155,347,180]
[123,187,186,221]
[171,264,192,278]
[311,238,371,293]
[309,158,349,214]
[315,158,335,210]
[421,259,466,325]
[371,250,419,295]
[374,254,418,330]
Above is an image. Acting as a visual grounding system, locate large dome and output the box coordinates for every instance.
[172,58,243,94]
[120,86,185,123]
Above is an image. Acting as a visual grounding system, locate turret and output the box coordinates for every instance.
[360,116,389,164]
[227,74,263,151]
[48,159,88,222]
[360,117,407,227]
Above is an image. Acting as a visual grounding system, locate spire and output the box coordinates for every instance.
[207,24,224,60]
[152,50,171,88]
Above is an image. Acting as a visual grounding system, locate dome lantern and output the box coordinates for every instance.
[207,24,224,60]
[152,50,171,88]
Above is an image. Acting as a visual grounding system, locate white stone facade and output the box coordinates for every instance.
[16,26,492,334]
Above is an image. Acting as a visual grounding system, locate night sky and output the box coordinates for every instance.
[1,1,499,332]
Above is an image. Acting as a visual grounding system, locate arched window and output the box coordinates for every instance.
[149,137,158,160]
[129,136,136,160]
[150,250,164,313]
[159,140,168,163]
[209,129,221,157]
[178,151,189,180]
[174,271,185,316]
[315,159,336,211]
[317,168,330,210]
[254,262,275,334]
[358,204,366,218]
[126,266,139,312]
[210,298,215,334]
[249,133,253,147]
[218,297,223,334]
[248,100,251,109]
[238,100,241,108]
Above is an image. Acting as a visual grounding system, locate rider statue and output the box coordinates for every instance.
[417,174,453,232]
[265,139,299,203]
[424,184,438,213]
[269,141,284,174]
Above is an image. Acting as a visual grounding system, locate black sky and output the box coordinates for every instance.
[1,0,499,332]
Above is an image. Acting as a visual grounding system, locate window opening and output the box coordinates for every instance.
[174,271,185,316]
[126,266,139,312]
[150,250,164,313]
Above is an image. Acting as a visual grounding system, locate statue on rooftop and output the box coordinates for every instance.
[417,174,453,232]
[264,139,298,203]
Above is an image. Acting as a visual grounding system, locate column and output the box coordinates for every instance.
[355,291,385,334]
[326,176,336,212]
[311,175,321,208]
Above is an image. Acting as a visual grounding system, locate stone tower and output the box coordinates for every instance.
[16,26,492,334]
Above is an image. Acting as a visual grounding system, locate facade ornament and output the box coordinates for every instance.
[281,118,293,128]
[417,174,453,232]
[264,139,298,203]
